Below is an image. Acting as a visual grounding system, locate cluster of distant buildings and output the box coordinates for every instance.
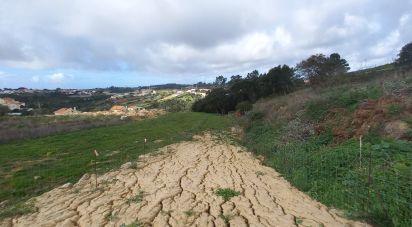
[0,87,97,96]
[0,87,33,94]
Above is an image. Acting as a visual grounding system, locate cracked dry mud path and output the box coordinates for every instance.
[2,134,369,227]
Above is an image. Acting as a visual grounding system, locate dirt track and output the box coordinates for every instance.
[2,134,369,227]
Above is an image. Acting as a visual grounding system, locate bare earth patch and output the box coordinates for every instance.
[1,134,369,227]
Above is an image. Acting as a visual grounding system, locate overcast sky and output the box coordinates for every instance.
[0,0,411,89]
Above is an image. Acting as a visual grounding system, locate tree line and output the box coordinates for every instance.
[192,41,412,114]
[192,53,350,114]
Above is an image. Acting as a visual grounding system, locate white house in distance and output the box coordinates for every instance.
[0,97,25,110]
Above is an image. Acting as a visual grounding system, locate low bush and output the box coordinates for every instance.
[388,103,402,116]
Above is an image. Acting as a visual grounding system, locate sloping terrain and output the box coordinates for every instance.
[240,71,412,226]
[1,134,368,227]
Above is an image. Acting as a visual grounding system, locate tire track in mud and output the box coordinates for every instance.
[1,134,369,227]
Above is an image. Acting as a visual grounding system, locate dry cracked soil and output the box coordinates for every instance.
[1,134,369,227]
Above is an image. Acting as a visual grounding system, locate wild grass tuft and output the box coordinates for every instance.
[119,220,142,227]
[388,103,402,116]
[129,162,138,169]
[184,209,195,217]
[0,200,36,219]
[127,191,145,204]
[215,188,241,202]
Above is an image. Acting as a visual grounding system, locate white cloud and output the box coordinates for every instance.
[31,76,40,82]
[327,14,380,38]
[0,0,411,79]
[371,31,401,57]
[399,14,411,29]
[148,28,294,74]
[0,71,7,80]
[49,73,64,82]
[46,72,72,83]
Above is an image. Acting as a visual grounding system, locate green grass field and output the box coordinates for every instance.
[0,112,233,218]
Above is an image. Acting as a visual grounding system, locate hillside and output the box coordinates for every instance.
[238,67,412,226]
[0,65,411,226]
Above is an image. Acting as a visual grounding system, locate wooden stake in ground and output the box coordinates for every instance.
[93,149,99,188]
[144,138,147,154]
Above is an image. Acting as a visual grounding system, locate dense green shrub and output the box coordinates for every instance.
[157,93,201,112]
[193,65,301,114]
[192,88,236,114]
[0,105,10,116]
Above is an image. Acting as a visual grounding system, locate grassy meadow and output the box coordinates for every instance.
[0,112,233,218]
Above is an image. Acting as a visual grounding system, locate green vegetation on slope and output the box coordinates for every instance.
[246,127,411,227]
[152,93,202,112]
[0,112,233,218]
[192,65,302,114]
[240,71,412,227]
